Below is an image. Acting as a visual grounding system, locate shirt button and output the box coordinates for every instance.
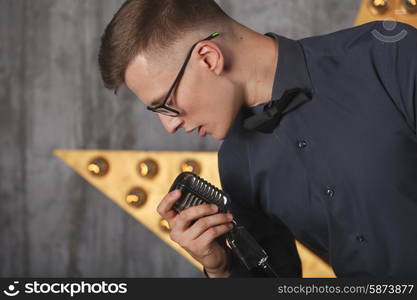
[356,235,366,243]
[297,139,307,149]
[325,188,335,197]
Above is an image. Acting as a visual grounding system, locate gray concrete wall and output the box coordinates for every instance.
[0,0,361,277]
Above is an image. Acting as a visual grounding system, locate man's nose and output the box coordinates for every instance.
[158,114,184,133]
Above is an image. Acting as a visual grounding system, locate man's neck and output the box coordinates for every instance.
[230,26,279,108]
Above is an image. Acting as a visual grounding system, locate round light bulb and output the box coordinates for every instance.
[404,0,417,13]
[370,0,389,14]
[159,219,171,232]
[87,157,109,176]
[138,159,158,178]
[180,160,201,175]
[125,187,147,208]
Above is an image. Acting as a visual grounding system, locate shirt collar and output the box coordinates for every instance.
[223,33,314,139]
[248,32,313,114]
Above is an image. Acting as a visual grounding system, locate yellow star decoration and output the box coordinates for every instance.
[355,0,417,27]
[54,149,335,277]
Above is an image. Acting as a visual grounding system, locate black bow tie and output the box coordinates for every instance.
[243,88,313,133]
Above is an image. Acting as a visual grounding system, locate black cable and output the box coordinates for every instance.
[259,261,279,278]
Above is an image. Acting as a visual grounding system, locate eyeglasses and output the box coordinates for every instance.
[146,32,221,117]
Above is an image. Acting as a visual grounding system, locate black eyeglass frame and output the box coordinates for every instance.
[146,32,221,117]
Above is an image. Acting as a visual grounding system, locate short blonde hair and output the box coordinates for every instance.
[98,0,230,93]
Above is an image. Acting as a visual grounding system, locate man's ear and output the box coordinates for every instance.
[196,42,224,76]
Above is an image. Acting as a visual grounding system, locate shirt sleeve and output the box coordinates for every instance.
[215,134,302,278]
[383,22,417,136]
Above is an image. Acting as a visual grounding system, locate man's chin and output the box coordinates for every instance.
[210,131,226,141]
[204,125,230,140]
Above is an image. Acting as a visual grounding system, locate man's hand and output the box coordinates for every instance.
[157,189,234,277]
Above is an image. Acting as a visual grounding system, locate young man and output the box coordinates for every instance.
[99,0,417,278]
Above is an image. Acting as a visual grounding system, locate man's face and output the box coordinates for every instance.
[124,43,242,140]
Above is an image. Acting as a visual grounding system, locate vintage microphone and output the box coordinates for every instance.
[169,172,279,277]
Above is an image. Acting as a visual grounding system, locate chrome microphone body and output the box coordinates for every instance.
[169,172,279,277]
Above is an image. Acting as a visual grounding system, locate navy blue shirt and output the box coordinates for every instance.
[218,21,417,277]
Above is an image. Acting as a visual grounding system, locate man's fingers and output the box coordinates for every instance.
[186,213,234,240]
[175,204,219,231]
[193,223,234,250]
[156,189,181,220]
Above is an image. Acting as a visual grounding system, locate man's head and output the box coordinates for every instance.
[99,0,275,140]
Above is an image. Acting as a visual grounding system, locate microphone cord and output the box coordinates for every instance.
[259,260,279,278]
[226,222,280,278]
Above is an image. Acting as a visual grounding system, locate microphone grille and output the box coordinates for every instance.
[169,172,231,213]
